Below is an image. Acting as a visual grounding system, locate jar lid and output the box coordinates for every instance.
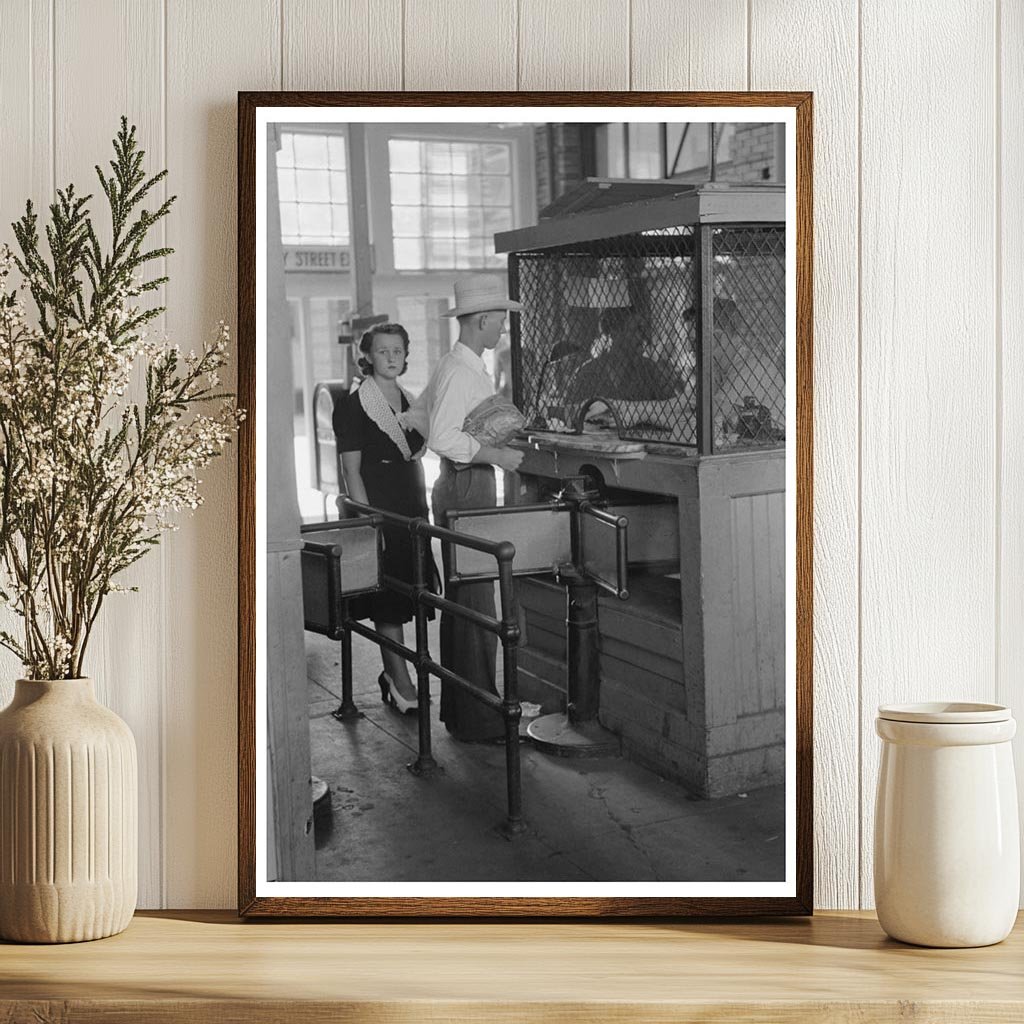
[877,701,1011,724]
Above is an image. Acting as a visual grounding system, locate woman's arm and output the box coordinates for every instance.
[340,450,369,510]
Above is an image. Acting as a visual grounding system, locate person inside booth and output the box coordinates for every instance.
[563,306,687,406]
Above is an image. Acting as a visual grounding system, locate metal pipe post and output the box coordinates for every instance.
[331,599,361,721]
[697,224,716,455]
[526,562,619,758]
[497,548,525,837]
[408,528,438,776]
[565,570,601,723]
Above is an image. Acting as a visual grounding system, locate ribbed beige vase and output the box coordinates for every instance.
[0,678,137,943]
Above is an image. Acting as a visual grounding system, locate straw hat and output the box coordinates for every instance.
[442,274,524,318]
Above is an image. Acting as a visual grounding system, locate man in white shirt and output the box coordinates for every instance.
[418,275,524,743]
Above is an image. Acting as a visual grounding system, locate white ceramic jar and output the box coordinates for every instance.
[874,702,1019,947]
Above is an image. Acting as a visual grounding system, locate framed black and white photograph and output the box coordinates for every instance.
[237,91,812,917]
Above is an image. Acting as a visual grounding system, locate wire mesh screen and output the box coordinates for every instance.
[510,227,699,446]
[709,226,786,451]
[510,222,785,453]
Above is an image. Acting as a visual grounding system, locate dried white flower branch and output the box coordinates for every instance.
[0,118,243,679]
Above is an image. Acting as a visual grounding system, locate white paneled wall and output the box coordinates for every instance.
[0,0,1017,910]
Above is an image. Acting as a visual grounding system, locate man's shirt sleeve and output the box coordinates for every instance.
[427,363,483,464]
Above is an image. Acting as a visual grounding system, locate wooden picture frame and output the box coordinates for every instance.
[238,91,813,917]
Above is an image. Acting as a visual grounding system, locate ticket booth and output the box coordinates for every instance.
[495,180,787,799]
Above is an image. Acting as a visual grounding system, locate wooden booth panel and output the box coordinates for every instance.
[730,492,786,718]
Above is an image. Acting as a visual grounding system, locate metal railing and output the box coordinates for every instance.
[321,497,526,838]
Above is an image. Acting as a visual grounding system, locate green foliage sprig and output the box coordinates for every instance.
[0,117,242,679]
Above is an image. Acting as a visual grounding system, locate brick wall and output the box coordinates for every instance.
[534,124,590,209]
[726,123,779,182]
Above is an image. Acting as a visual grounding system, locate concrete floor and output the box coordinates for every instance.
[306,626,786,883]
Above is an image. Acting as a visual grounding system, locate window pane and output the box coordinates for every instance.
[389,139,421,172]
[426,142,452,173]
[483,207,512,234]
[667,123,709,175]
[628,123,662,179]
[327,135,346,169]
[427,207,454,236]
[329,170,347,203]
[596,124,626,178]
[427,237,455,269]
[427,174,453,205]
[465,177,481,205]
[664,123,686,174]
[451,176,469,206]
[450,144,470,174]
[279,203,299,241]
[466,208,484,236]
[485,252,507,268]
[298,203,331,238]
[394,237,425,270]
[296,168,330,202]
[463,237,486,268]
[480,175,510,205]
[293,133,328,168]
[481,143,510,174]
[390,173,422,205]
[277,167,295,202]
[331,206,349,241]
[452,207,469,237]
[392,206,423,237]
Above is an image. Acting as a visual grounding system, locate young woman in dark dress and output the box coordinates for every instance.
[334,323,433,714]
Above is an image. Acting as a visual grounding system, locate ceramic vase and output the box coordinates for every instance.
[0,678,137,943]
[874,702,1019,948]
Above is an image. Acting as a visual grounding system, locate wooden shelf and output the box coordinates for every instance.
[2,910,1023,1022]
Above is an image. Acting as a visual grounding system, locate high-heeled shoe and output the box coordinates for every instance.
[378,672,418,715]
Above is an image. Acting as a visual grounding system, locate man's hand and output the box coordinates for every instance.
[491,447,524,472]
[472,444,524,472]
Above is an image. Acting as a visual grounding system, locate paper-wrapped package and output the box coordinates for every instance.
[462,394,526,447]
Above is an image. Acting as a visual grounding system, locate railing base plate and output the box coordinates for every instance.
[527,713,621,758]
[497,818,527,841]
[407,758,443,777]
[331,703,363,723]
